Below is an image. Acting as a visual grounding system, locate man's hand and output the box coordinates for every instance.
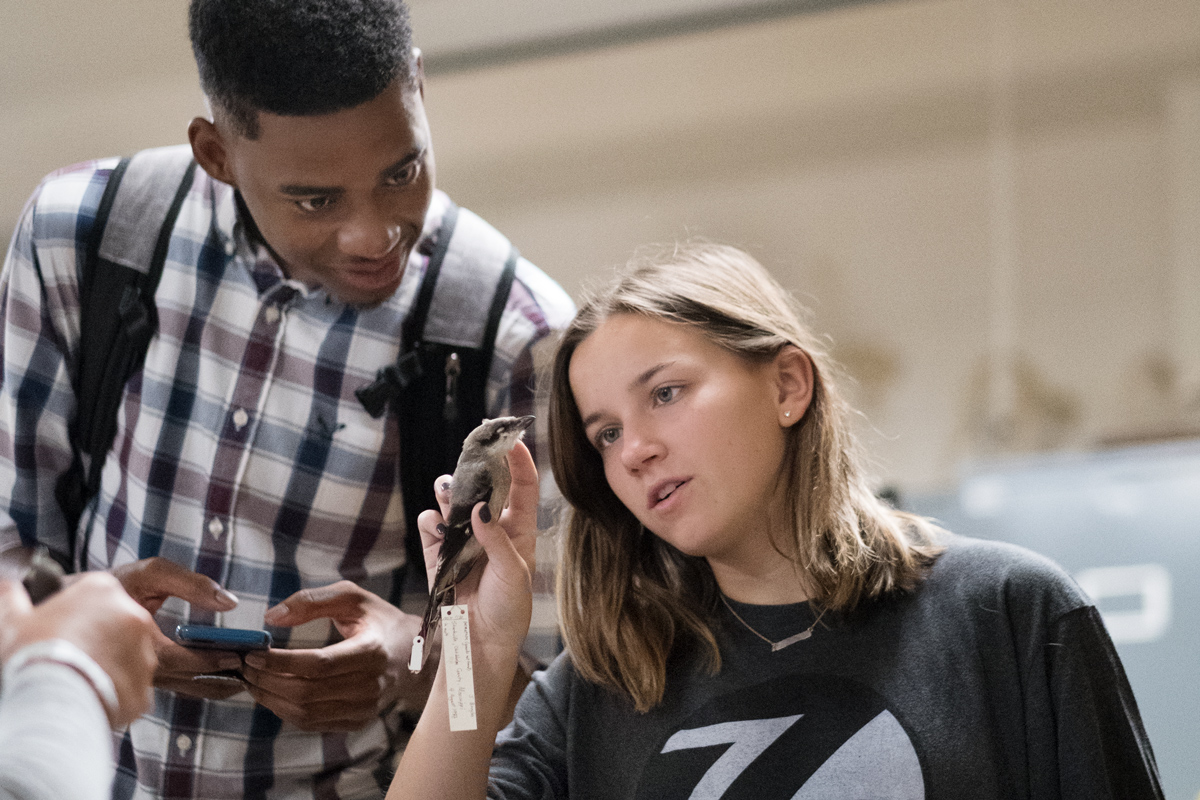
[240,582,433,732]
[0,573,159,727]
[112,557,245,700]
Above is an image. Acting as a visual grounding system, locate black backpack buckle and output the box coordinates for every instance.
[355,350,424,418]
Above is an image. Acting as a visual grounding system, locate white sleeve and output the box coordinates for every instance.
[0,642,116,800]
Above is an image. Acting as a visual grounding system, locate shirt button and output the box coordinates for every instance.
[207,517,224,538]
[232,408,249,430]
[264,306,281,324]
[176,734,192,754]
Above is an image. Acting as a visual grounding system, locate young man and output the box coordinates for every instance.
[0,0,574,796]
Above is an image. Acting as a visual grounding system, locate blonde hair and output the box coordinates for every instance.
[548,243,942,712]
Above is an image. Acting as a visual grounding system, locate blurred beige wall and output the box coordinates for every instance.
[3,0,1198,492]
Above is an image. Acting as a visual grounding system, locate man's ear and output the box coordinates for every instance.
[188,117,236,187]
[774,345,815,427]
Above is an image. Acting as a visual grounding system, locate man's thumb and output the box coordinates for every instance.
[263,582,364,627]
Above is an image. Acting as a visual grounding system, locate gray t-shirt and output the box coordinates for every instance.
[489,536,1162,800]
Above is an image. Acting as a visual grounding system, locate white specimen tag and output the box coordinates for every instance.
[408,635,424,673]
[441,604,477,731]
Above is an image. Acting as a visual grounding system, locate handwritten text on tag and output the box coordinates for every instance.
[442,604,477,731]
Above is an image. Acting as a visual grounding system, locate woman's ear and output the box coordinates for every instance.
[774,345,814,427]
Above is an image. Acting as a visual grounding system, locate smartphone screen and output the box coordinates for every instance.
[175,624,272,652]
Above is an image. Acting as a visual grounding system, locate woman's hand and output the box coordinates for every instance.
[386,440,541,800]
[417,439,539,663]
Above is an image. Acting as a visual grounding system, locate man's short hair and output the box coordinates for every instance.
[189,0,416,139]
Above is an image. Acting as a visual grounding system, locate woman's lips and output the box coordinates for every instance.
[648,478,690,510]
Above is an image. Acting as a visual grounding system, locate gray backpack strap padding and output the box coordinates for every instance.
[420,206,516,348]
[60,145,197,567]
[379,202,519,603]
[97,145,198,275]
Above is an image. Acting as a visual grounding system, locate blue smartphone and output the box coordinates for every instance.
[175,624,272,652]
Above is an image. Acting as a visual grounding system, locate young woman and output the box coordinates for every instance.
[390,243,1162,800]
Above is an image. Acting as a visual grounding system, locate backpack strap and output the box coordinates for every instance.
[355,201,518,600]
[56,147,197,567]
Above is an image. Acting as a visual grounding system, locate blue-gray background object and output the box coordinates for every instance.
[910,440,1200,800]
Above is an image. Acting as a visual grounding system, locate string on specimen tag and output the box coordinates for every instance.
[442,604,477,731]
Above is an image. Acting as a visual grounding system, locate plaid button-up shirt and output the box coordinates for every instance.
[0,154,575,798]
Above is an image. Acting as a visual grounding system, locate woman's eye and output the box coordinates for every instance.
[596,427,621,449]
[653,386,680,404]
[296,196,334,213]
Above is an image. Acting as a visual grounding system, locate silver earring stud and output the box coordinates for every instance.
[784,411,791,418]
